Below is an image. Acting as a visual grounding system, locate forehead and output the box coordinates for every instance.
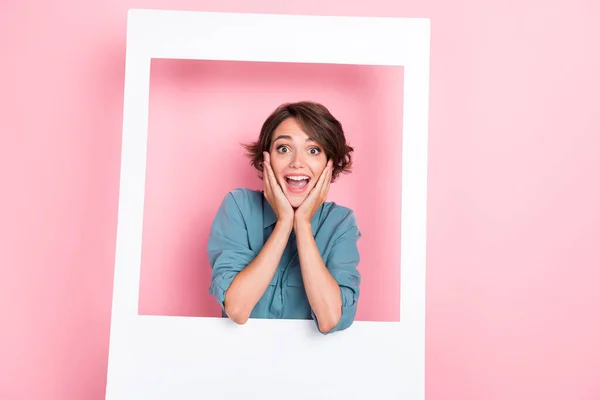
[272,118,310,140]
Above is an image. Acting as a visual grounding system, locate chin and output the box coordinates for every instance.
[285,193,307,209]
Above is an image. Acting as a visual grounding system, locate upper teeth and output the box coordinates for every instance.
[288,176,309,181]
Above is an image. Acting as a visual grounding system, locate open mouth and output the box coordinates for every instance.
[284,175,311,193]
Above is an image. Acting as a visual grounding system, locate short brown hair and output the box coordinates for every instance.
[243,101,354,182]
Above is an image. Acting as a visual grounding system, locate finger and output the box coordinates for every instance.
[263,153,283,196]
[263,152,275,179]
[262,156,274,197]
[264,160,277,189]
[320,161,333,196]
[263,167,272,201]
[264,153,282,190]
[315,160,332,191]
[262,152,274,179]
[325,160,333,180]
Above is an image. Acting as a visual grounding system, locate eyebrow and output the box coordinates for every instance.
[273,135,315,143]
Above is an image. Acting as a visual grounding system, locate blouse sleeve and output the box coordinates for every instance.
[207,192,255,313]
[312,211,362,334]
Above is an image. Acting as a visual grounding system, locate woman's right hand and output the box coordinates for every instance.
[262,151,294,225]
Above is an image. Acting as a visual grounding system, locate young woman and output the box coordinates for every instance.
[207,101,361,334]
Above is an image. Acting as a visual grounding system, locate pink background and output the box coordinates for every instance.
[140,59,403,321]
[1,1,599,400]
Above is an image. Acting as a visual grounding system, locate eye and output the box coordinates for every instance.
[276,145,290,153]
[308,147,321,155]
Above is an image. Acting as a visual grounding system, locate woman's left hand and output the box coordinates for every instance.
[294,160,333,225]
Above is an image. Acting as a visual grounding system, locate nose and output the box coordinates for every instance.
[289,151,305,168]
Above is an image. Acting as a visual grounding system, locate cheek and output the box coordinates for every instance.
[269,156,286,181]
[309,158,327,178]
[268,154,282,172]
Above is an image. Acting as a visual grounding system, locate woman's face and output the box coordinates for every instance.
[268,117,328,208]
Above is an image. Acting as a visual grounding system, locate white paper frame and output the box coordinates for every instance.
[106,9,430,400]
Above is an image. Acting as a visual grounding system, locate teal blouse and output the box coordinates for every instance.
[207,188,362,334]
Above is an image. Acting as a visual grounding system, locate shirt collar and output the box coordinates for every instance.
[262,193,277,228]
